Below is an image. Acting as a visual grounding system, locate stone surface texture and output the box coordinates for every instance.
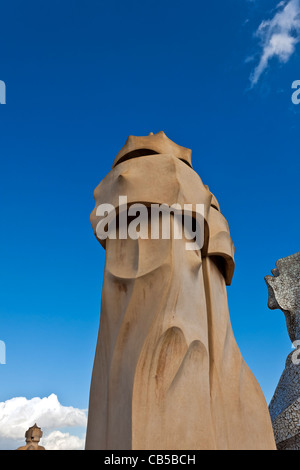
[266,252,300,450]
[17,423,45,450]
[86,132,276,450]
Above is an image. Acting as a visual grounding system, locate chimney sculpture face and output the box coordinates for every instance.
[86,132,276,450]
[17,424,45,450]
[265,252,300,343]
[266,252,300,450]
[112,131,193,168]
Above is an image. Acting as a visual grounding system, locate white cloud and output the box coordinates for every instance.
[250,0,300,86]
[0,394,87,450]
[41,430,85,450]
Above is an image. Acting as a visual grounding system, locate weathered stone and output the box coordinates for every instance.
[17,423,45,450]
[86,132,276,450]
[266,252,300,450]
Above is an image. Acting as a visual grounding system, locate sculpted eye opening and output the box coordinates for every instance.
[113,149,159,166]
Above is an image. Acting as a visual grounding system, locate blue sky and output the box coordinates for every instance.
[0,0,299,449]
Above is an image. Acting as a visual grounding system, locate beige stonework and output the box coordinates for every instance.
[85,132,276,450]
[17,423,45,450]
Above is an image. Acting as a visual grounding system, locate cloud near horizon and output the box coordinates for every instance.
[0,394,87,450]
[250,0,300,86]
